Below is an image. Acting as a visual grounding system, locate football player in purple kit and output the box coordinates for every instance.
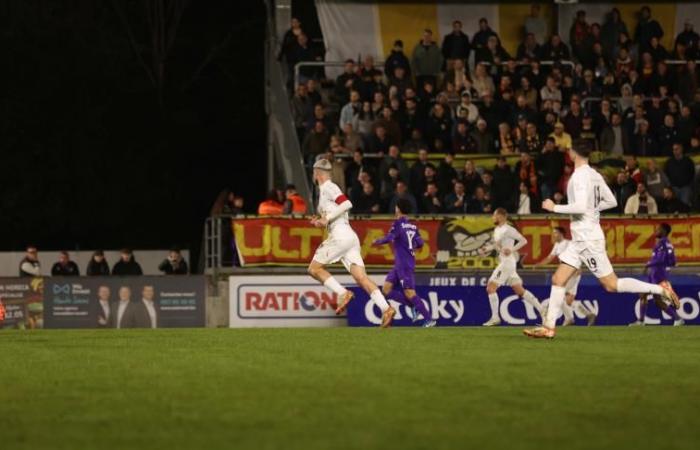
[630,223,684,326]
[372,199,436,327]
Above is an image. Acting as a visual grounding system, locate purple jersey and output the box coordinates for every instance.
[646,237,676,284]
[374,216,424,271]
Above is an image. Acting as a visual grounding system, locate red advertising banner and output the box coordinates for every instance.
[233,218,441,267]
[232,216,700,268]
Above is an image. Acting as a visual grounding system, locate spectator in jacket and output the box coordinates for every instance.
[291,84,313,140]
[634,6,664,51]
[657,114,679,156]
[444,181,469,214]
[421,181,443,213]
[467,185,492,214]
[302,121,330,161]
[540,34,570,61]
[441,20,471,68]
[112,249,143,276]
[471,118,495,154]
[384,40,411,79]
[644,159,670,201]
[258,190,284,215]
[600,112,629,155]
[536,137,565,201]
[453,120,477,153]
[659,187,690,213]
[525,4,548,44]
[387,180,417,214]
[633,120,658,157]
[624,183,658,214]
[158,248,189,275]
[339,90,361,130]
[283,184,308,214]
[610,171,637,213]
[335,59,360,106]
[19,246,41,277]
[86,250,110,276]
[412,29,443,94]
[472,18,498,50]
[352,181,381,214]
[665,143,696,206]
[51,251,80,276]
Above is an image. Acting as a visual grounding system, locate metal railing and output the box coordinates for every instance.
[294,61,385,89]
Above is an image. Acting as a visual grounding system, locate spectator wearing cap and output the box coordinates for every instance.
[453,120,477,153]
[335,59,360,106]
[50,251,80,276]
[441,20,471,70]
[472,18,498,51]
[634,6,664,51]
[540,34,570,61]
[550,122,572,152]
[158,248,189,275]
[384,40,411,79]
[644,159,669,202]
[471,118,494,154]
[456,91,479,124]
[412,29,443,95]
[387,180,417,214]
[112,249,143,276]
[600,112,629,156]
[86,250,111,276]
[665,143,696,206]
[282,184,307,214]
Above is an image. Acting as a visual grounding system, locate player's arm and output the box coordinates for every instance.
[325,194,352,222]
[664,242,677,268]
[597,181,618,211]
[510,228,528,253]
[536,252,556,266]
[414,229,425,249]
[373,225,396,246]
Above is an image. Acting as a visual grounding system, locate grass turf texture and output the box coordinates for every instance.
[1,328,699,450]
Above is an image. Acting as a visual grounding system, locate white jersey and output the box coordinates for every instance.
[550,239,570,258]
[492,224,526,264]
[555,164,616,242]
[317,180,353,237]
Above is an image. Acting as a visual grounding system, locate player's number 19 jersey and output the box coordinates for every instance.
[565,165,616,242]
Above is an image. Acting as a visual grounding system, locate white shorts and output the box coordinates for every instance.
[488,261,522,287]
[565,272,581,296]
[559,239,613,279]
[312,233,364,272]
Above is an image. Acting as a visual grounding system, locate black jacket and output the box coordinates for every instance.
[86,259,110,276]
[441,31,471,60]
[112,259,143,276]
[51,261,80,276]
[665,156,696,188]
[158,259,189,275]
[384,50,411,78]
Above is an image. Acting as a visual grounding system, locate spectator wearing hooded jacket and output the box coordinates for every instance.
[412,29,444,94]
[112,249,143,276]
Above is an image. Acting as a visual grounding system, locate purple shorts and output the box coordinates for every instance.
[647,267,668,285]
[385,267,415,290]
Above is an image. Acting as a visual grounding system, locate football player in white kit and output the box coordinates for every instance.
[479,208,544,326]
[524,141,679,339]
[536,226,597,326]
[307,159,396,328]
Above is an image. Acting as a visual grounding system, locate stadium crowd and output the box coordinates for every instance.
[276,5,700,215]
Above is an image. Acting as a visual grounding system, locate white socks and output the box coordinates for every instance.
[488,293,499,320]
[616,278,663,295]
[545,285,567,329]
[370,289,390,312]
[522,290,542,313]
[323,277,348,296]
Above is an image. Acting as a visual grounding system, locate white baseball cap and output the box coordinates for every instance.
[313,159,332,171]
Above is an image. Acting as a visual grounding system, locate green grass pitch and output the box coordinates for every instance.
[1,327,699,450]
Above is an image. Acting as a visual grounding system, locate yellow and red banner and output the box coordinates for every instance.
[233,216,700,269]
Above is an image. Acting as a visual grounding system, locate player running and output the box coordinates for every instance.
[536,226,597,326]
[307,159,396,328]
[524,141,679,339]
[372,199,436,328]
[629,223,683,326]
[479,208,544,326]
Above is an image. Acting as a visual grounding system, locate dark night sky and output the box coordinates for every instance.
[0,1,267,258]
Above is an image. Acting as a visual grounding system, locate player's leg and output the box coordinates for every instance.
[561,294,576,326]
[349,263,395,327]
[523,263,578,338]
[511,282,544,319]
[652,296,684,326]
[484,281,501,326]
[403,288,434,327]
[567,272,596,326]
[629,294,649,326]
[308,238,353,302]
[308,260,349,296]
